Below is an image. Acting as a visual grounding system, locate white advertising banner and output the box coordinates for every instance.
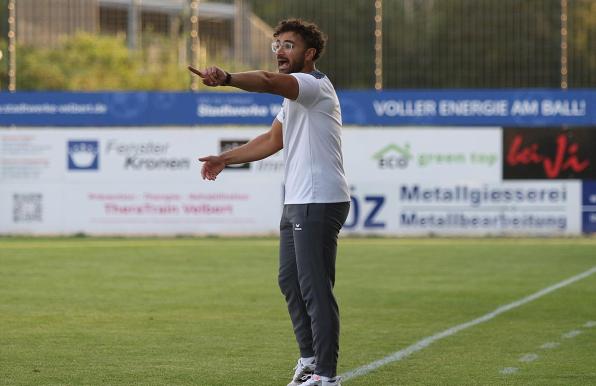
[1,128,283,235]
[344,180,581,235]
[0,127,582,236]
[343,127,501,183]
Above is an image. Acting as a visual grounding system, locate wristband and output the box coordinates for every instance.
[223,71,232,86]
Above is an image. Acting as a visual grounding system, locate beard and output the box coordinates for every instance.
[278,55,306,74]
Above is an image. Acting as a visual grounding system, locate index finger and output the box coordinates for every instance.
[187,65,205,77]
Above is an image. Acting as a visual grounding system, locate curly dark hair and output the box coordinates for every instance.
[273,19,327,61]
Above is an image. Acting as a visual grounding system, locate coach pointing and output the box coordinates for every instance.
[192,19,350,386]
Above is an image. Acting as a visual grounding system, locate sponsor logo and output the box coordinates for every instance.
[294,223,302,231]
[68,140,99,170]
[220,140,250,169]
[503,128,594,179]
[372,144,413,169]
[105,140,190,170]
[372,143,497,170]
[399,184,567,207]
[218,139,283,173]
[198,104,269,117]
[397,183,572,232]
[196,101,281,118]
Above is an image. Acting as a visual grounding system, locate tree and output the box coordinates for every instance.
[16,33,189,91]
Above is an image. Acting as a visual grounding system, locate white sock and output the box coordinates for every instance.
[301,356,316,365]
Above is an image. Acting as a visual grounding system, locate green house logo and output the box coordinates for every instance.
[372,143,498,170]
[372,143,413,169]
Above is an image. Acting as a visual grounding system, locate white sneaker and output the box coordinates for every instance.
[287,358,317,386]
[301,374,342,386]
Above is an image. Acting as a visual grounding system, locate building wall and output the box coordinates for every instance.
[16,0,98,47]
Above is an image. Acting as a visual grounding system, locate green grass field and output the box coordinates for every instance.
[1,237,595,385]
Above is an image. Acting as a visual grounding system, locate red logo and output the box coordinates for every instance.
[506,134,590,179]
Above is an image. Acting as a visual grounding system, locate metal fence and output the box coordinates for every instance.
[249,0,596,89]
[1,0,595,90]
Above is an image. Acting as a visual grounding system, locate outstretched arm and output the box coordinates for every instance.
[189,65,299,100]
[199,119,283,181]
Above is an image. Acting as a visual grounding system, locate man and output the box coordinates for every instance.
[192,19,350,386]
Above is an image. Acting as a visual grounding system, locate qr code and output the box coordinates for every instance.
[13,193,43,222]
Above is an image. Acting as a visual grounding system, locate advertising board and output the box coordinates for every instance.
[343,128,501,182]
[0,128,585,235]
[503,127,595,180]
[344,181,581,236]
[1,89,594,127]
[0,128,283,235]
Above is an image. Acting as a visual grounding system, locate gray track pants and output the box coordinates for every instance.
[278,202,350,378]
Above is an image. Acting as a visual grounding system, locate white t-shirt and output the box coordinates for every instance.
[275,71,350,204]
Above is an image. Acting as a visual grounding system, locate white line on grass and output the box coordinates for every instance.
[341,265,596,382]
[500,367,519,375]
[519,353,539,363]
[539,342,560,349]
[584,321,596,328]
[562,330,583,339]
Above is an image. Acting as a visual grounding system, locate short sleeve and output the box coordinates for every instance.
[275,101,285,124]
[291,73,321,107]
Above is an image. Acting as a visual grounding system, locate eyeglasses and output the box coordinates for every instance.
[271,41,294,53]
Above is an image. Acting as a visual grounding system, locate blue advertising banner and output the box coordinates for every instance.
[0,89,595,127]
[0,92,283,126]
